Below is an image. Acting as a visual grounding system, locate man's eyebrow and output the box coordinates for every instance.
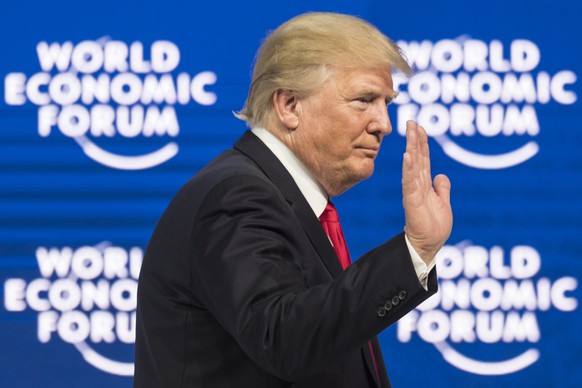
[355,89,381,97]
[356,89,398,98]
[347,88,399,103]
[386,91,399,104]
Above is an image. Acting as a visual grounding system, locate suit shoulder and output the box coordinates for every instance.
[198,149,268,181]
[168,149,277,212]
[185,149,272,194]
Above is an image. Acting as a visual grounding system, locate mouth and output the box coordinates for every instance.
[355,146,380,153]
[355,146,380,157]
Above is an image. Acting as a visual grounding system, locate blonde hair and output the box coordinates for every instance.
[234,12,412,127]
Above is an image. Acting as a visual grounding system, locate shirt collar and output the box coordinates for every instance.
[251,127,328,218]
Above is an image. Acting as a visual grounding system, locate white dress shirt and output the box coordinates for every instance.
[251,127,435,289]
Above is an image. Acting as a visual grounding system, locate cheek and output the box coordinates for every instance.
[323,135,350,158]
[310,123,339,152]
[309,114,361,158]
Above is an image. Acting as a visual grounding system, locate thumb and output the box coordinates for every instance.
[434,174,451,203]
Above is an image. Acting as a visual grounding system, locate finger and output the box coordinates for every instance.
[434,174,451,204]
[417,124,432,187]
[403,121,420,186]
[405,120,421,171]
[406,120,422,151]
[402,148,414,185]
[417,124,430,164]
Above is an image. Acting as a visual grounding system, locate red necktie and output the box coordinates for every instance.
[319,202,381,383]
[319,202,351,270]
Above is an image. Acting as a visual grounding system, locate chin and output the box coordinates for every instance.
[350,165,375,184]
[358,161,375,179]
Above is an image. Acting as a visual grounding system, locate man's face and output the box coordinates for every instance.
[291,67,396,196]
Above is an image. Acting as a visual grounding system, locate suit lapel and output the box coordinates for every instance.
[234,131,343,277]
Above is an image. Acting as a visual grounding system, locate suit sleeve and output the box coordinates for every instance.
[188,174,437,381]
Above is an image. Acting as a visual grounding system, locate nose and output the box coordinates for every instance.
[367,102,392,137]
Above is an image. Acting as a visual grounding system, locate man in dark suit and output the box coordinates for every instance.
[134,12,452,387]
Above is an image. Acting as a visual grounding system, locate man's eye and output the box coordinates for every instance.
[356,97,373,103]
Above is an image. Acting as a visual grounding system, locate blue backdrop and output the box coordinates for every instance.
[1,0,580,386]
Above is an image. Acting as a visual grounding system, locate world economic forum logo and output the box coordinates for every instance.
[4,242,141,376]
[397,242,578,375]
[394,37,577,169]
[3,38,217,170]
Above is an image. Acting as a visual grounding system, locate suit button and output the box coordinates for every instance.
[384,301,393,311]
[399,290,407,300]
[378,307,387,317]
[392,296,400,306]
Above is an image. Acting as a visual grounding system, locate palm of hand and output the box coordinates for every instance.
[401,120,453,264]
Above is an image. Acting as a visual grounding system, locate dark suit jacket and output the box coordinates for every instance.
[134,131,438,387]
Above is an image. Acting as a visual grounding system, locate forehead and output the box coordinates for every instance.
[325,67,395,96]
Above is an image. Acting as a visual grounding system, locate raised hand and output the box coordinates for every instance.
[402,120,453,264]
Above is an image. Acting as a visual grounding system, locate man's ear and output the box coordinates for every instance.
[272,89,300,130]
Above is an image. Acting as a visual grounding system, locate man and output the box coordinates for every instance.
[134,12,452,388]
